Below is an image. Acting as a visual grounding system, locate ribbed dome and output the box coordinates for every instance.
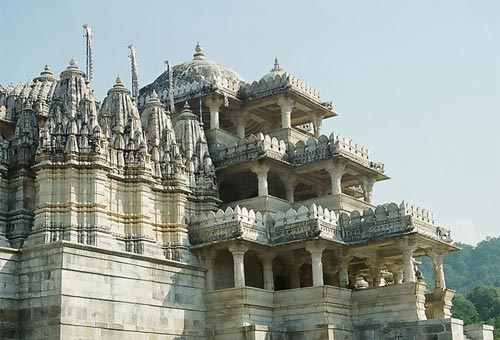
[139,43,245,103]
[173,43,245,86]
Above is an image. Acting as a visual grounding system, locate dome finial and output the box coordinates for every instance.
[193,42,206,60]
[115,75,123,85]
[271,57,282,72]
[150,89,158,100]
[68,57,79,70]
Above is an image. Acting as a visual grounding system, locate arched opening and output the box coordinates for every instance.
[213,249,234,290]
[294,182,316,202]
[341,173,364,200]
[218,171,258,204]
[299,263,313,287]
[273,256,291,291]
[244,251,263,289]
[268,171,286,199]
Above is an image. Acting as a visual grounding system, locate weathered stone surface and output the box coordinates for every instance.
[0,44,493,340]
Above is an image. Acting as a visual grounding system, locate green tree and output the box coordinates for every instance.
[467,285,500,321]
[451,292,479,324]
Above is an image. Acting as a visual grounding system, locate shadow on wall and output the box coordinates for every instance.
[163,265,205,340]
[0,248,19,340]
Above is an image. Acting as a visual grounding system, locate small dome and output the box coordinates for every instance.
[260,57,286,82]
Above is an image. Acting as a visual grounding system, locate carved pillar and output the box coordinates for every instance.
[392,267,404,285]
[402,246,417,283]
[326,162,346,195]
[205,95,223,129]
[251,164,270,197]
[284,175,297,203]
[277,96,294,129]
[228,244,248,288]
[230,112,246,139]
[306,243,326,286]
[430,252,446,290]
[371,264,384,287]
[339,255,352,288]
[201,249,215,291]
[312,114,323,138]
[361,177,376,204]
[262,255,274,291]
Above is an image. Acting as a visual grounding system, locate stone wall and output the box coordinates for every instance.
[10,242,206,340]
[0,247,18,340]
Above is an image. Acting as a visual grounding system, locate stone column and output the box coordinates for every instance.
[262,255,274,291]
[430,252,446,290]
[306,243,326,286]
[393,267,404,285]
[251,164,270,197]
[361,177,376,204]
[402,246,417,283]
[371,264,384,287]
[201,250,215,291]
[312,114,323,137]
[339,255,352,288]
[326,162,346,195]
[277,96,294,129]
[205,95,223,129]
[284,175,297,203]
[229,244,249,288]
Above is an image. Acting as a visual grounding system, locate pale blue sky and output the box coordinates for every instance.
[1,0,499,244]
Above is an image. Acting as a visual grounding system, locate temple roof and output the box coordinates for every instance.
[139,43,246,105]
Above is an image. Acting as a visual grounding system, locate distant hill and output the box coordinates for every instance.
[418,237,500,340]
[418,236,500,292]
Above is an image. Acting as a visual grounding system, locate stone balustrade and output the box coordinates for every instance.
[213,133,287,168]
[212,130,385,172]
[270,204,342,244]
[339,201,452,243]
[189,205,268,246]
[295,193,375,215]
[138,76,243,107]
[239,73,322,103]
[190,201,452,246]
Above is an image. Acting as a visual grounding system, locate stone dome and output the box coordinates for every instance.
[174,43,245,86]
[139,43,245,104]
[259,57,286,82]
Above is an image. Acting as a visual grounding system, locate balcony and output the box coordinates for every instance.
[295,193,375,215]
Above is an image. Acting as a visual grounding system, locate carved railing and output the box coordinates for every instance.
[339,202,452,243]
[213,133,287,169]
[270,204,342,244]
[295,193,375,215]
[190,201,451,247]
[239,73,322,103]
[189,206,267,246]
[287,133,384,172]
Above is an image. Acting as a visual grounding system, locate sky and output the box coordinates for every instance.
[1,0,499,245]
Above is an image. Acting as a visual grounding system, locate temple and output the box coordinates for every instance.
[0,44,494,340]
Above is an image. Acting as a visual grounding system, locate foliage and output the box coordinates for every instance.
[451,292,479,324]
[417,237,500,339]
[418,237,500,292]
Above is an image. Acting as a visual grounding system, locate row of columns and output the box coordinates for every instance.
[205,241,446,292]
[204,95,324,138]
[250,162,375,203]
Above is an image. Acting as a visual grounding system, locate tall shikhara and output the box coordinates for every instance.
[0,44,493,340]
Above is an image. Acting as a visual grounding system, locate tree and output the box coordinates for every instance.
[451,292,479,324]
[467,285,500,321]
